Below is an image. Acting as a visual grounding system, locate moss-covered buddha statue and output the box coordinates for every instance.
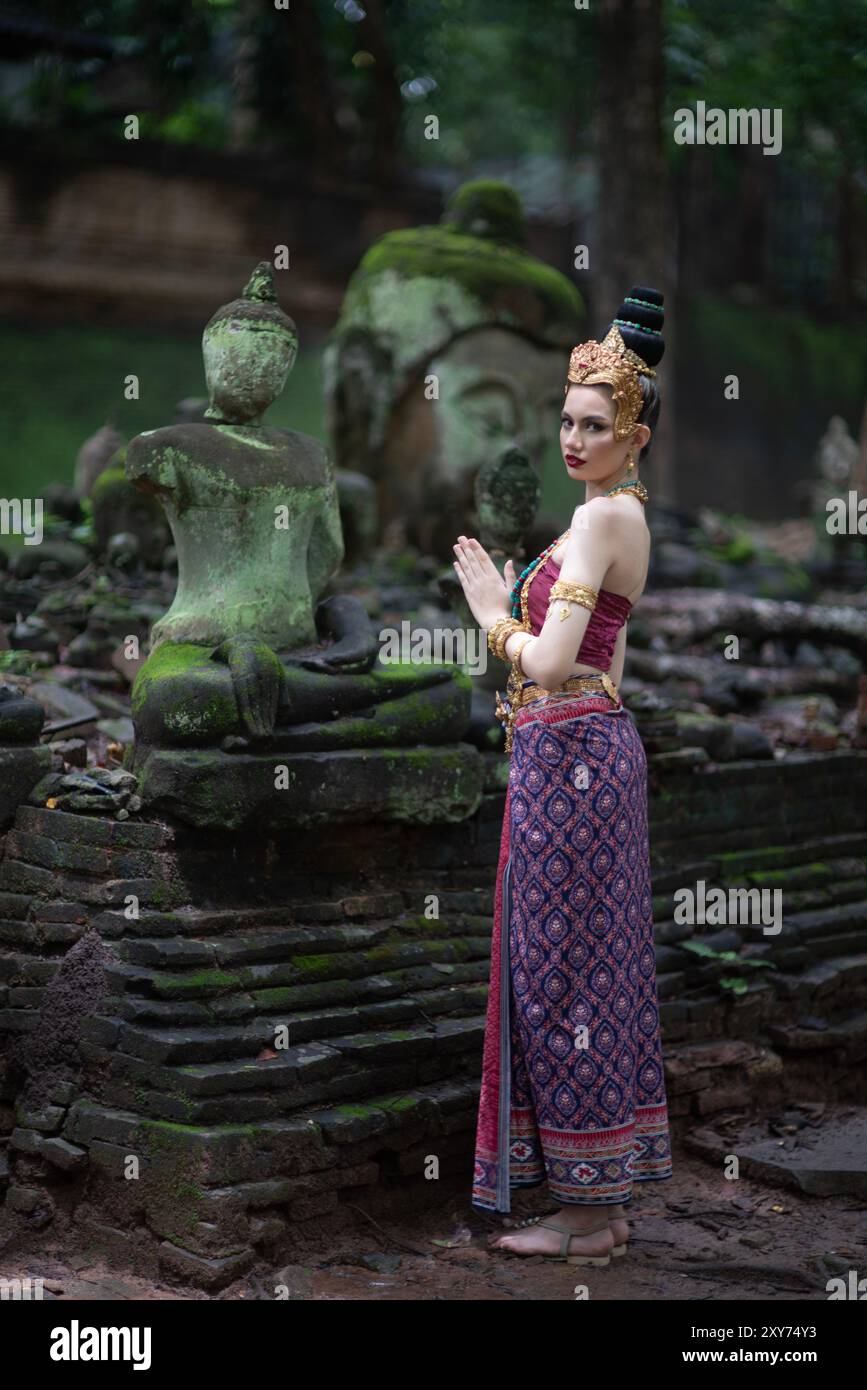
[323,179,585,557]
[125,263,478,828]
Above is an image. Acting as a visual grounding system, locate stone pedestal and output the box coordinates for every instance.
[2,750,867,1289]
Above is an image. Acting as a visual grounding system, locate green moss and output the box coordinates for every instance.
[329,1103,384,1119]
[382,1094,422,1113]
[440,179,528,247]
[354,225,583,324]
[90,462,127,498]
[154,968,244,997]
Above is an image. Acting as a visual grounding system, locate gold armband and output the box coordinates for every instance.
[487,617,528,663]
[547,580,598,622]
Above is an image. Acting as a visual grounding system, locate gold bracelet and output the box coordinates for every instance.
[547,579,598,623]
[493,618,528,663]
[487,617,523,660]
[512,634,533,676]
[494,621,519,662]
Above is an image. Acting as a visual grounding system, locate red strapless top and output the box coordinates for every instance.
[525,554,632,672]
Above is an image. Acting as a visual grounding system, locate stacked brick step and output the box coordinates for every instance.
[0,747,865,1288]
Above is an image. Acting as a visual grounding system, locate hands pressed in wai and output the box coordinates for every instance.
[452,535,517,631]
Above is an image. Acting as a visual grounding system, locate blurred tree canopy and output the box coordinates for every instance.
[6,0,864,175]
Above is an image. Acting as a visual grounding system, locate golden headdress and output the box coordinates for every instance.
[565,288,665,440]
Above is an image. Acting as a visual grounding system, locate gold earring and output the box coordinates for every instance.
[626,448,635,473]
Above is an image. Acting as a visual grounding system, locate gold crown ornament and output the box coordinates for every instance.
[564,324,656,440]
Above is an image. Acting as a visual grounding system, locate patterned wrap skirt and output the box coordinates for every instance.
[472,691,673,1211]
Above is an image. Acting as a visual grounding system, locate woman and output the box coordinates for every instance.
[453,287,673,1267]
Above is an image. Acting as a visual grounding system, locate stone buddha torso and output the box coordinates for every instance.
[126,422,343,652]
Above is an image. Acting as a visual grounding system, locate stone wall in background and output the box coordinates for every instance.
[1,749,866,1288]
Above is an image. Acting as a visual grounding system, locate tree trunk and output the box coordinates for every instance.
[284,0,345,175]
[595,0,674,502]
[357,0,402,186]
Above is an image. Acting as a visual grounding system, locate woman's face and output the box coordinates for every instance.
[560,383,640,480]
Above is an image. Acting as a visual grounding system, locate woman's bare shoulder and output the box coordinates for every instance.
[569,495,639,542]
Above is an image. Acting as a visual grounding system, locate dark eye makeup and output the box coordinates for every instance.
[560,415,607,430]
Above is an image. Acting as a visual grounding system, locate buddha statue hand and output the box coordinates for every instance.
[290,594,378,675]
[211,637,287,741]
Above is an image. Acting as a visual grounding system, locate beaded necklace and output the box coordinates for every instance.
[509,477,648,624]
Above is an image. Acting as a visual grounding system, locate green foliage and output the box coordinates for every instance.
[0,321,326,502]
[155,100,230,150]
[666,0,867,174]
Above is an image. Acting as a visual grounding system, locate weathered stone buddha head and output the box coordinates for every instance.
[323,179,585,555]
[203,262,299,425]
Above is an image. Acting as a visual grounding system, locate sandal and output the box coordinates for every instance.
[490,1215,614,1266]
[609,1212,629,1257]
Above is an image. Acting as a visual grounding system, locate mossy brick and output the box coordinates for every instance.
[302,1101,392,1145]
[4,829,168,881]
[829,876,867,904]
[6,1185,42,1213]
[210,925,381,967]
[101,1060,415,1124]
[248,1213,287,1245]
[87,1139,150,1176]
[789,903,867,940]
[31,901,90,923]
[0,920,37,945]
[148,1117,328,1185]
[63,1100,142,1147]
[740,862,834,890]
[39,1137,88,1172]
[102,961,154,995]
[804,930,867,961]
[69,876,187,909]
[17,804,173,850]
[90,908,193,939]
[15,1104,64,1133]
[36,922,88,945]
[292,935,478,985]
[119,997,214,1027]
[341,893,404,919]
[139,741,484,833]
[48,1080,77,1105]
[0,892,32,918]
[157,1240,254,1291]
[0,860,55,895]
[205,994,256,1023]
[97,1078,294,1123]
[290,901,345,923]
[10,1127,44,1155]
[0,859,184,907]
[144,966,249,1000]
[434,1017,484,1053]
[154,1218,251,1261]
[198,1176,306,1210]
[81,1016,121,1048]
[110,1041,341,1097]
[327,1026,435,1064]
[0,951,60,984]
[116,1022,273,1065]
[117,938,219,969]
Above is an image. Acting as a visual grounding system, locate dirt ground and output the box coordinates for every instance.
[2,1139,864,1301]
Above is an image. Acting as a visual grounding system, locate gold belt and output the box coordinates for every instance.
[494,670,621,754]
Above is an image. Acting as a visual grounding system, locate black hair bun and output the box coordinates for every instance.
[607,285,665,368]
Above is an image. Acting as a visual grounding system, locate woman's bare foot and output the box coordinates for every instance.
[487,1206,614,1259]
[610,1216,629,1246]
[608,1204,630,1249]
